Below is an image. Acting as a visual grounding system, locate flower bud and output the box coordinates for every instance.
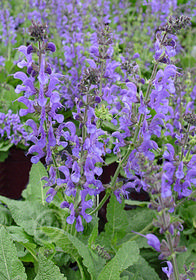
[27,45,34,54]
[95,96,101,103]
[27,66,33,75]
[46,42,56,52]
[45,65,52,75]
[60,201,69,208]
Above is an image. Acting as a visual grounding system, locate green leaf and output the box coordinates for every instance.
[5,60,14,73]
[0,226,27,280]
[0,151,9,162]
[26,267,36,280]
[7,226,37,261]
[42,226,106,279]
[62,268,81,280]
[126,256,160,280]
[22,161,49,204]
[7,226,34,244]
[0,196,63,245]
[97,241,139,280]
[1,85,21,113]
[101,120,118,132]
[34,252,66,280]
[0,141,13,162]
[0,141,13,152]
[21,242,37,261]
[88,220,98,247]
[98,256,120,280]
[126,208,155,233]
[7,228,37,262]
[40,227,79,259]
[0,204,13,225]
[105,193,128,240]
[0,197,45,236]
[105,154,118,165]
[115,241,139,271]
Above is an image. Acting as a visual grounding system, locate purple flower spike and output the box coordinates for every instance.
[46,42,56,53]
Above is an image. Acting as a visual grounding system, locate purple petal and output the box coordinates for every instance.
[146,234,160,251]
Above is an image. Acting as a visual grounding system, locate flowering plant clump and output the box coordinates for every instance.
[0,1,196,280]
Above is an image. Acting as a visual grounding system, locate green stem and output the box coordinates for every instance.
[158,196,179,280]
[76,259,85,280]
[24,0,28,46]
[89,190,111,215]
[180,123,190,161]
[185,142,194,160]
[129,222,153,241]
[110,145,132,188]
[51,152,60,179]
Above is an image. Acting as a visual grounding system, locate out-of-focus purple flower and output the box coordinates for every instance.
[27,45,34,54]
[154,65,177,94]
[0,56,5,66]
[90,46,99,57]
[60,201,69,209]
[174,180,192,198]
[163,144,175,161]
[17,45,33,69]
[175,161,184,179]
[0,9,17,46]
[186,169,196,185]
[46,42,56,52]
[0,110,29,146]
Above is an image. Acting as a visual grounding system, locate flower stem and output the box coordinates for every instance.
[89,190,111,215]
[158,196,179,280]
[181,123,190,161]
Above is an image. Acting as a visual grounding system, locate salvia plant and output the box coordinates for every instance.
[0,1,196,280]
